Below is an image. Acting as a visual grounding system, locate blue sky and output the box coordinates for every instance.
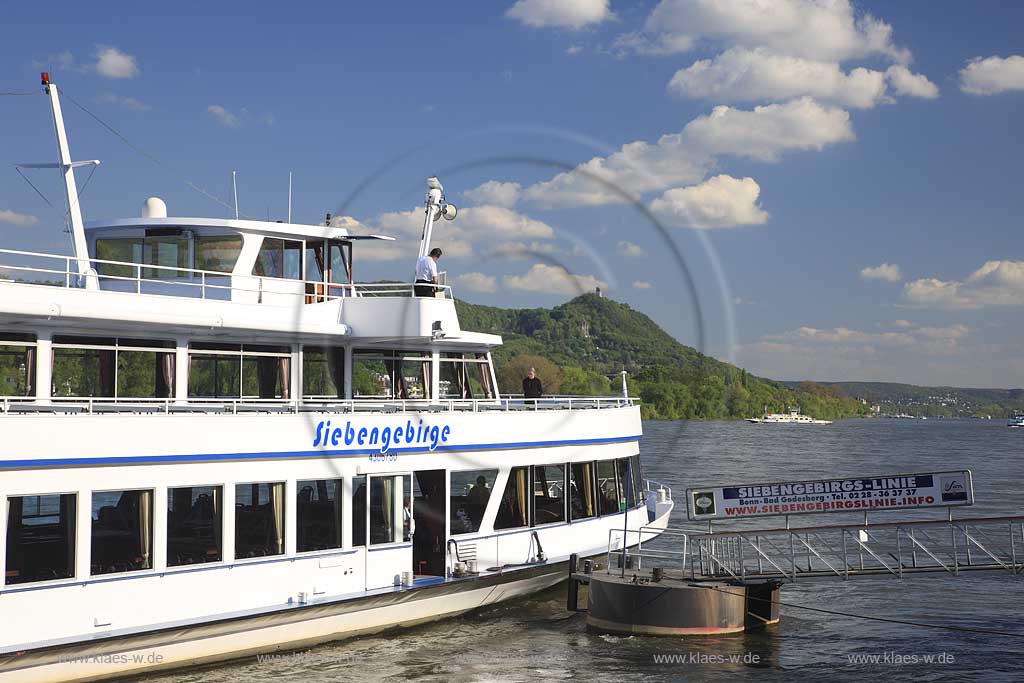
[1,1,1022,387]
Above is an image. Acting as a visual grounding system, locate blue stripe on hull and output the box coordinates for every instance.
[0,433,642,469]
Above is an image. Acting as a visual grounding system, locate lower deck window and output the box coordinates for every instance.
[91,489,153,575]
[369,475,410,545]
[297,479,343,552]
[5,494,76,584]
[450,469,497,535]
[167,486,222,566]
[616,458,637,509]
[352,475,366,547]
[533,465,567,525]
[235,483,284,558]
[494,466,529,530]
[596,460,620,515]
[570,462,597,521]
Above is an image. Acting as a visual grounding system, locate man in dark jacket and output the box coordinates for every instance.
[522,367,543,399]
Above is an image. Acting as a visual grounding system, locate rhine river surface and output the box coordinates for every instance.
[154,419,1024,682]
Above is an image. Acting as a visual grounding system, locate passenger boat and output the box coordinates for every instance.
[746,407,832,425]
[0,76,674,683]
[1008,413,1024,428]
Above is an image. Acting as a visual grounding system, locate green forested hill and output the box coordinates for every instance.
[456,294,869,421]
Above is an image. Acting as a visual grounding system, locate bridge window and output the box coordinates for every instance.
[91,489,153,575]
[95,232,242,279]
[167,486,222,566]
[235,482,285,559]
[494,466,529,530]
[5,493,76,585]
[253,238,302,280]
[188,343,290,399]
[297,479,344,552]
[439,353,495,400]
[596,460,619,516]
[194,235,242,273]
[0,334,35,397]
[450,469,498,535]
[569,462,597,521]
[52,336,175,399]
[533,465,566,526]
[303,347,345,399]
[352,350,429,400]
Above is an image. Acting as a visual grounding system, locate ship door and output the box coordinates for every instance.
[413,470,447,577]
[363,472,413,590]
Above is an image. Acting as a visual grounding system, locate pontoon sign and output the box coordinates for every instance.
[685,470,974,520]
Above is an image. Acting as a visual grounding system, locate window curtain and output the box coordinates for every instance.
[278,358,290,400]
[99,349,116,396]
[211,487,221,558]
[476,354,494,399]
[271,484,284,554]
[138,490,151,569]
[24,347,35,396]
[421,358,432,400]
[581,463,594,517]
[381,478,394,543]
[328,349,345,398]
[156,352,174,399]
[515,468,528,526]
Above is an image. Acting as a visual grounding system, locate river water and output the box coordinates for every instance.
[156,419,1024,682]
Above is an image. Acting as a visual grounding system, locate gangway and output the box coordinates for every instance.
[623,515,1024,582]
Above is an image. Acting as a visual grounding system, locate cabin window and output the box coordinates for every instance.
[596,460,619,516]
[302,347,345,399]
[352,350,430,400]
[253,238,302,280]
[194,235,242,273]
[438,354,495,400]
[616,458,637,509]
[450,469,498,535]
[235,483,285,559]
[91,489,153,575]
[532,465,567,526]
[351,475,367,547]
[296,479,344,552]
[369,474,410,545]
[167,486,222,566]
[51,336,175,399]
[5,494,76,585]
[188,343,291,399]
[569,462,597,521]
[0,334,35,397]
[494,466,530,529]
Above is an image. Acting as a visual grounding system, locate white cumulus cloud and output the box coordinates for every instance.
[455,272,498,294]
[0,209,39,227]
[903,260,1024,309]
[885,65,939,99]
[506,0,611,29]
[668,48,889,109]
[959,55,1024,95]
[464,181,522,208]
[860,263,902,282]
[632,280,652,289]
[649,175,768,229]
[95,46,139,79]
[206,105,239,127]
[638,0,910,63]
[503,263,606,295]
[618,241,646,257]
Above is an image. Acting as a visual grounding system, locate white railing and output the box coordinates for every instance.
[0,395,636,415]
[0,247,454,303]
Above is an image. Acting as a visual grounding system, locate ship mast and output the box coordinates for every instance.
[42,73,100,289]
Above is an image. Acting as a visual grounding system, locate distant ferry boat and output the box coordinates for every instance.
[747,407,832,425]
[0,76,674,682]
[1009,413,1024,428]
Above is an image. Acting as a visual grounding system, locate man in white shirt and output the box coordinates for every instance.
[414,247,442,297]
